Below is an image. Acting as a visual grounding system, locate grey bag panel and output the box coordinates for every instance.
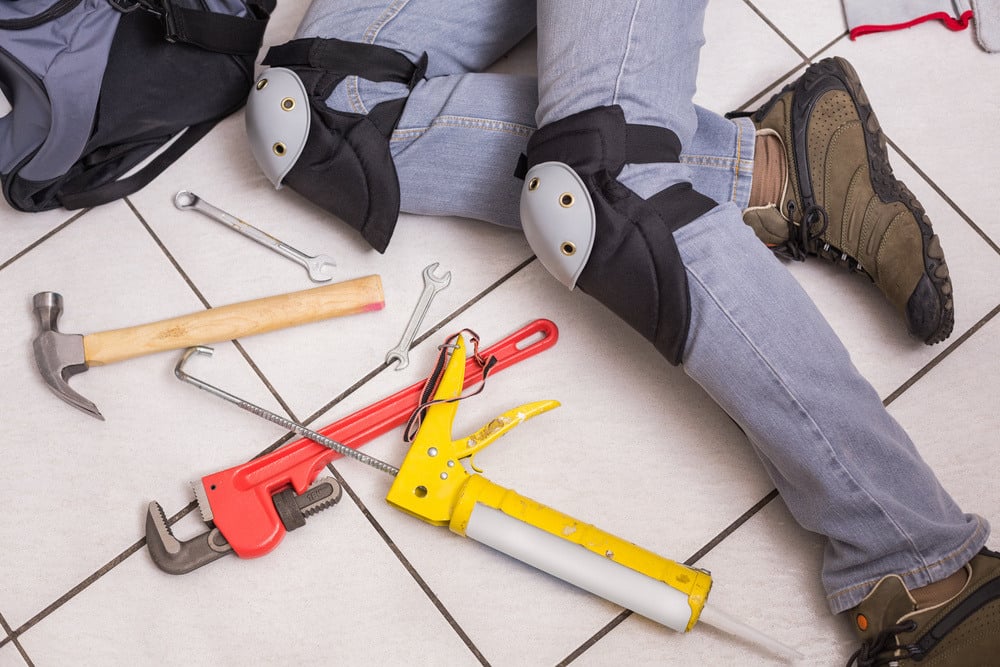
[0,46,51,175]
[0,0,118,181]
[0,0,82,22]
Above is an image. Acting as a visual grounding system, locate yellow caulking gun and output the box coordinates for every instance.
[158,326,802,660]
[386,333,803,661]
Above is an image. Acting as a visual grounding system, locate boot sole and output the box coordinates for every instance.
[756,58,955,345]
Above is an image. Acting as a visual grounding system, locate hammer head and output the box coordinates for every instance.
[32,292,104,420]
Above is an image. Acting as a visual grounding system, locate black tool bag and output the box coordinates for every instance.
[0,0,276,212]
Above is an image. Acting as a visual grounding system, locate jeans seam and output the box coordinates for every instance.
[826,517,987,610]
[732,118,743,202]
[611,0,643,107]
[391,115,535,143]
[350,0,412,114]
[680,155,753,168]
[684,250,929,581]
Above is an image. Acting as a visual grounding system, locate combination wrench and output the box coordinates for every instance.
[385,263,451,370]
[174,190,336,282]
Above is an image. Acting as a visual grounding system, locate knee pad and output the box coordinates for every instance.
[245,38,426,253]
[520,105,717,365]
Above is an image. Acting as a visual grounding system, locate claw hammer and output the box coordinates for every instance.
[31,275,384,420]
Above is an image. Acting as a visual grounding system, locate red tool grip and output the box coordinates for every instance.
[199,319,558,558]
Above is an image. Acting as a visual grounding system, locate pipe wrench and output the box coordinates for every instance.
[145,319,558,574]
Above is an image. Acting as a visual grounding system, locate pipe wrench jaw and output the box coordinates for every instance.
[386,334,559,526]
[144,501,233,575]
[145,477,341,574]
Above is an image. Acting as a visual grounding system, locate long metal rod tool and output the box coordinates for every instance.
[175,346,399,476]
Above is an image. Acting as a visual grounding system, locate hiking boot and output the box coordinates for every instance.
[741,57,954,345]
[845,548,1000,666]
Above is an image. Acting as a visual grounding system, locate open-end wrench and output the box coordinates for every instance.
[385,263,451,370]
[173,190,337,282]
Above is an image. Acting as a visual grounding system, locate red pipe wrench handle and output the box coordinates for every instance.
[199,319,558,559]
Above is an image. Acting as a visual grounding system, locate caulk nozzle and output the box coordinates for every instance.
[697,604,805,663]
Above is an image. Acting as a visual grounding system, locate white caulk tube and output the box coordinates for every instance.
[463,503,803,662]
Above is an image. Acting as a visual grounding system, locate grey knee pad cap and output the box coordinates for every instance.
[520,161,596,290]
[246,67,310,188]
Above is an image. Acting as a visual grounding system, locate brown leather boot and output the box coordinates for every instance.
[742,57,954,345]
[846,549,1000,666]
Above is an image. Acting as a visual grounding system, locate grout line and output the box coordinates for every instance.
[325,463,493,666]
[807,31,850,60]
[885,138,1000,257]
[883,302,1000,407]
[124,198,213,310]
[230,339,302,423]
[555,611,632,667]
[730,30,849,115]
[5,537,149,643]
[124,197,301,420]
[741,0,810,60]
[0,209,92,272]
[0,611,34,665]
[683,489,781,567]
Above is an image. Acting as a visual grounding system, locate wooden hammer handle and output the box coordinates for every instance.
[82,275,384,366]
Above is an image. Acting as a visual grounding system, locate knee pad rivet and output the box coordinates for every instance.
[559,193,575,208]
[561,242,577,256]
[272,142,287,157]
[280,97,296,111]
[255,78,268,90]
[528,177,540,191]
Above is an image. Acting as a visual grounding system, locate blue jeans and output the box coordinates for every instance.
[295,0,987,613]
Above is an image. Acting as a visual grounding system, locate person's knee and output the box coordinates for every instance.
[246,38,427,253]
[519,105,717,364]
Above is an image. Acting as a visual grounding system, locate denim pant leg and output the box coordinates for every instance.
[296,0,537,229]
[297,0,988,613]
[297,0,750,228]
[535,0,987,613]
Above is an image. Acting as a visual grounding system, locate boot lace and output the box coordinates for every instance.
[846,620,918,667]
[773,204,868,275]
[771,203,828,262]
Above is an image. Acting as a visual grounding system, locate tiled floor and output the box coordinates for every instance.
[2,2,999,666]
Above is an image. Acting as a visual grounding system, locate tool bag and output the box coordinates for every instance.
[0,0,276,213]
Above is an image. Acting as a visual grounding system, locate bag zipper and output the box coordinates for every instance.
[0,0,85,30]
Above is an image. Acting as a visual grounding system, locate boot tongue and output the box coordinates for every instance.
[851,575,918,642]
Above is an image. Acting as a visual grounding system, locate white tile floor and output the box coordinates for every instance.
[2,1,999,666]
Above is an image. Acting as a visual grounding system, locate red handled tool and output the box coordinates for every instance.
[145,319,558,574]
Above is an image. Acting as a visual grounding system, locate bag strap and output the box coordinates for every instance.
[125,0,276,55]
[57,120,216,209]
[0,0,85,30]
